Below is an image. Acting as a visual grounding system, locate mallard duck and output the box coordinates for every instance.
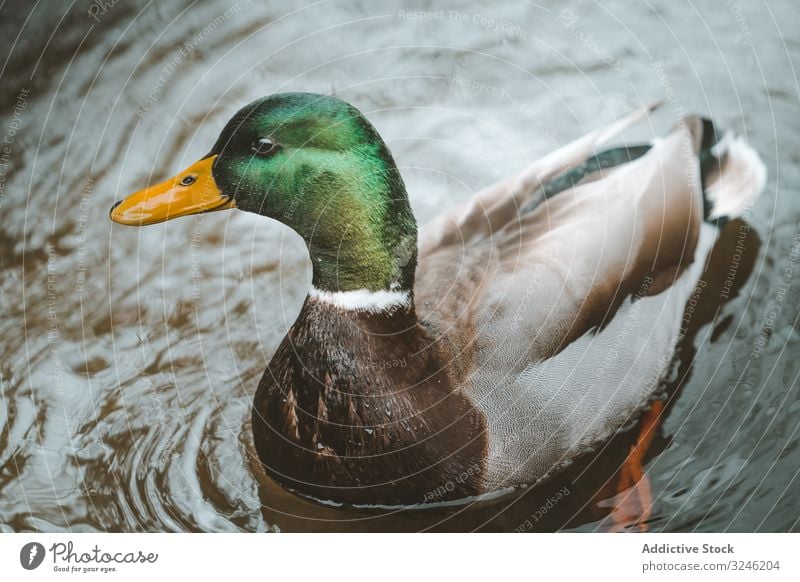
[110,93,765,507]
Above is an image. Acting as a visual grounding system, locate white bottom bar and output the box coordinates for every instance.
[1,533,797,581]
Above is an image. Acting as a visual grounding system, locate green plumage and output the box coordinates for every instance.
[208,93,417,292]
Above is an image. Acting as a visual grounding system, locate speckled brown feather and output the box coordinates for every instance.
[252,298,488,505]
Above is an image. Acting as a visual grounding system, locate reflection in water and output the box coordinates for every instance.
[1,0,798,532]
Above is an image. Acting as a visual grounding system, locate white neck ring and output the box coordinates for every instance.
[308,287,411,313]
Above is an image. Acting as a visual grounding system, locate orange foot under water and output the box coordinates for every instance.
[596,400,665,532]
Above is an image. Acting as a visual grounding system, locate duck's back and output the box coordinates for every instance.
[416,111,765,491]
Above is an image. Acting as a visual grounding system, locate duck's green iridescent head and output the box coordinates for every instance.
[111,93,417,294]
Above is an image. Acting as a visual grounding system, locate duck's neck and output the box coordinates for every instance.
[301,153,418,300]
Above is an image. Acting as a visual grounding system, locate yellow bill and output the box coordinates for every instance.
[110,155,234,226]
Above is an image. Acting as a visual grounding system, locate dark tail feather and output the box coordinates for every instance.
[697,118,723,222]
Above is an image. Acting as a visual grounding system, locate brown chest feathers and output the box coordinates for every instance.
[251,297,488,506]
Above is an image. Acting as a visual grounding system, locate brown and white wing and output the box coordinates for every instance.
[416,102,664,362]
[416,117,725,491]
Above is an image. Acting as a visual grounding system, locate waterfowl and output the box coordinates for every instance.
[110,93,766,507]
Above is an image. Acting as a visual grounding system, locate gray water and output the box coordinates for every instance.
[1,0,798,532]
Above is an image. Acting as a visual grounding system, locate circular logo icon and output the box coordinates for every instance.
[20,542,46,570]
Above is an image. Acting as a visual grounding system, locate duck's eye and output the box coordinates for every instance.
[180,175,196,186]
[252,137,277,156]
